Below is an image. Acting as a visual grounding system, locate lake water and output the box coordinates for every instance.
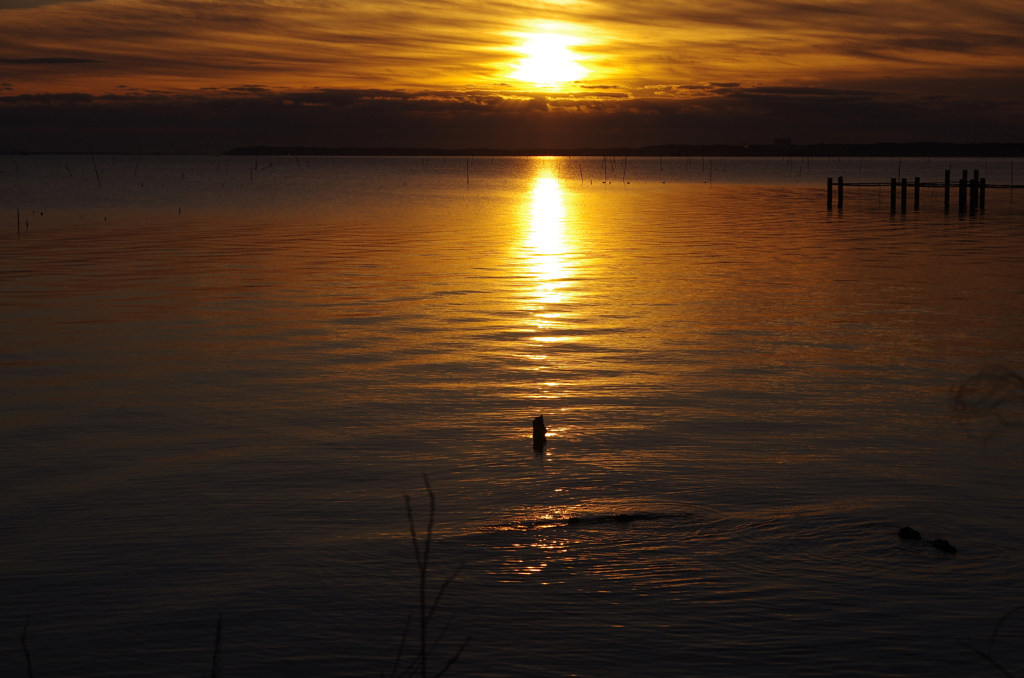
[2,154,1023,677]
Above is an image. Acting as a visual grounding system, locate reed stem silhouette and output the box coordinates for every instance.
[386,475,469,678]
[209,615,222,678]
[21,615,33,678]
[958,641,1015,678]
[90,150,101,188]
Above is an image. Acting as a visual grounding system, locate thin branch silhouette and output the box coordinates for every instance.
[991,604,1024,643]
[959,641,1015,678]
[21,616,33,678]
[386,476,470,678]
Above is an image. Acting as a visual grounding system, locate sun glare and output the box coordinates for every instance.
[511,34,588,86]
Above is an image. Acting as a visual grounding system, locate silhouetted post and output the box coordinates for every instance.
[838,176,844,208]
[958,178,966,213]
[901,177,907,213]
[944,169,950,210]
[980,178,986,211]
[970,170,979,212]
[827,177,833,208]
[533,415,546,450]
[890,178,897,212]
[913,177,920,210]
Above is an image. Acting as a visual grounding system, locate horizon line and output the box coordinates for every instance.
[5,141,1024,158]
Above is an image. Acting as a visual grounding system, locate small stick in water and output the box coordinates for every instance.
[90,150,101,188]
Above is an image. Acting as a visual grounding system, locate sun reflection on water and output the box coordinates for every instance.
[525,172,570,306]
[515,159,581,421]
[522,163,577,326]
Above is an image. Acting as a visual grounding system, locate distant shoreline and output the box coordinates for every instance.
[5,142,1023,157]
[221,143,1024,158]
[4,143,1019,157]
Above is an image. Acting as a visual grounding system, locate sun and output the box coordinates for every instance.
[511,34,588,86]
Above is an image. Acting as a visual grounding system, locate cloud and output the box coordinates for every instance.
[1,0,1021,149]
[3,84,1022,153]
[0,0,92,8]
[0,58,101,64]
[1,0,1022,97]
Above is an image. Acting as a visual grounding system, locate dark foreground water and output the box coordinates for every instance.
[2,155,1023,677]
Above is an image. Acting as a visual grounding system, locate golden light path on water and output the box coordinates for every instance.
[507,160,588,578]
[521,162,577,411]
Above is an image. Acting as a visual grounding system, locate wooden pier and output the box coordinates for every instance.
[827,169,1021,213]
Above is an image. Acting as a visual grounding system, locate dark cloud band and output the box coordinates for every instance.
[3,85,1022,153]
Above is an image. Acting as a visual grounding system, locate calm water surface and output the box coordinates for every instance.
[2,155,1023,676]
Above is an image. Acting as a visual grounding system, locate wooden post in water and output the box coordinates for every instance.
[960,170,968,213]
[944,169,950,210]
[827,177,833,208]
[838,176,844,209]
[901,177,907,213]
[970,170,979,212]
[914,177,920,210]
[533,415,547,450]
[980,178,986,211]
[889,178,897,212]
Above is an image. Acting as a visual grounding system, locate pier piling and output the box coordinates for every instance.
[826,168,1007,213]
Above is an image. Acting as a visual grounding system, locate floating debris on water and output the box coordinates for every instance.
[899,527,922,540]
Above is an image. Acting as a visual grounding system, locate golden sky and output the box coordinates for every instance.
[2,0,1024,149]
[4,0,1024,95]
